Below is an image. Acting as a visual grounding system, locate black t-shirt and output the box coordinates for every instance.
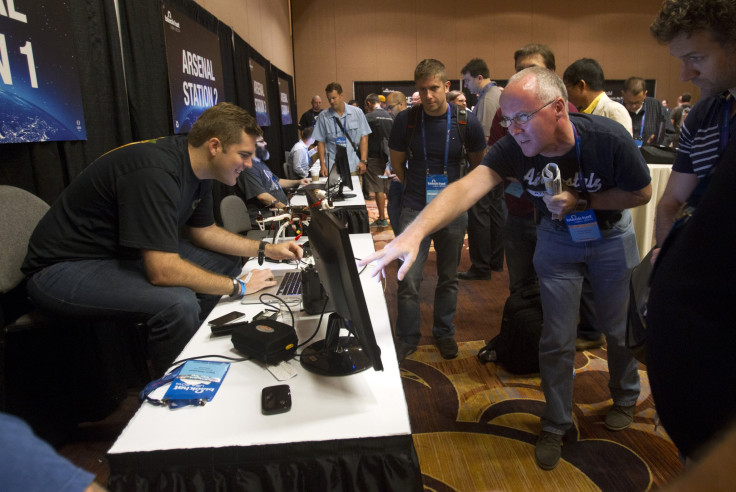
[647,136,736,458]
[365,107,394,159]
[484,113,651,223]
[389,103,487,211]
[22,136,213,274]
[236,158,288,224]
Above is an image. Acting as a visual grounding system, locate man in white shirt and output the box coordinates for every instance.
[287,127,315,178]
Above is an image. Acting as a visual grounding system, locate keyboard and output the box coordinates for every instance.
[277,271,302,296]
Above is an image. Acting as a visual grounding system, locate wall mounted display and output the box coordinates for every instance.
[278,77,292,125]
[249,58,270,127]
[162,4,225,134]
[0,0,87,143]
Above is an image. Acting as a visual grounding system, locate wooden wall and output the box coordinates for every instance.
[291,0,695,118]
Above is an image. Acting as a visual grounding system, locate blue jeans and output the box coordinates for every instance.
[26,241,241,375]
[533,211,641,434]
[387,180,405,235]
[466,183,505,274]
[396,207,467,346]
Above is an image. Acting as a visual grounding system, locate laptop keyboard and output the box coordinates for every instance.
[277,271,302,296]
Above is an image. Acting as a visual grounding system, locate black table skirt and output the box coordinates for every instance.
[329,205,369,234]
[108,434,422,491]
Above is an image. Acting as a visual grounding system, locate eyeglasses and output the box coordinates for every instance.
[387,104,399,110]
[499,99,557,128]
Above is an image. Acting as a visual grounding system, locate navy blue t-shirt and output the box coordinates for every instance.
[23,135,214,274]
[484,113,651,223]
[389,103,487,211]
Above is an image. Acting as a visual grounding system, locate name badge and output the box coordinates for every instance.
[426,173,448,204]
[504,181,524,198]
[564,210,602,242]
[335,136,347,147]
[634,138,643,148]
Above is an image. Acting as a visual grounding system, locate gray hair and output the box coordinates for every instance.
[508,66,568,104]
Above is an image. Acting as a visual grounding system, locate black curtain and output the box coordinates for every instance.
[272,66,299,172]
[0,0,131,205]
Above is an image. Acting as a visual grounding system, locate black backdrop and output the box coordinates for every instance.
[0,0,298,210]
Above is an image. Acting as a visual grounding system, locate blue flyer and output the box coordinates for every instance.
[163,360,230,406]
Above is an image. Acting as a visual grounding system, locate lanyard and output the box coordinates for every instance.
[637,109,646,141]
[421,107,451,174]
[332,114,345,136]
[571,122,586,193]
[476,82,495,102]
[720,95,733,152]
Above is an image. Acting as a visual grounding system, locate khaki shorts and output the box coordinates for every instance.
[364,157,389,193]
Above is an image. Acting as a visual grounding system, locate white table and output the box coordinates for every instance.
[290,175,366,208]
[107,234,420,491]
[630,163,673,258]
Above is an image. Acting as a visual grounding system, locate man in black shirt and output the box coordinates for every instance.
[298,95,323,130]
[22,103,302,374]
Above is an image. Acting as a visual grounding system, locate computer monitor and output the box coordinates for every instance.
[326,152,355,201]
[299,208,383,375]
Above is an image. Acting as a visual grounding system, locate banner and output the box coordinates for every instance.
[162,4,225,133]
[249,58,270,127]
[278,77,292,125]
[0,0,86,143]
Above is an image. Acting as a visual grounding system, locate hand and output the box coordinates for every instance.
[388,173,399,182]
[242,269,277,294]
[357,231,420,282]
[542,189,578,220]
[320,166,328,177]
[650,247,661,264]
[357,162,367,175]
[298,178,310,186]
[646,134,656,145]
[266,241,303,261]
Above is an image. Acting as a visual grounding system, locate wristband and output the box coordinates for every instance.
[237,278,246,296]
[258,241,267,265]
[230,278,240,297]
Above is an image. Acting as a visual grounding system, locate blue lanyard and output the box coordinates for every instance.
[571,122,587,193]
[476,82,495,101]
[637,110,646,140]
[420,107,452,174]
[720,95,733,152]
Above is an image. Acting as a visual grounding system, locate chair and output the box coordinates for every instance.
[283,153,297,179]
[220,195,270,239]
[0,186,149,444]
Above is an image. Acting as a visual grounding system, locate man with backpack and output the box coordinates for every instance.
[388,59,487,362]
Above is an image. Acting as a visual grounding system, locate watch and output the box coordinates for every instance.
[258,240,267,265]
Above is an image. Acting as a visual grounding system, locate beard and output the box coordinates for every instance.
[256,147,270,162]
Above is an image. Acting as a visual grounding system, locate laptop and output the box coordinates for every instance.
[240,268,303,305]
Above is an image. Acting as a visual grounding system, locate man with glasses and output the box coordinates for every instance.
[361,67,651,471]
[621,77,676,146]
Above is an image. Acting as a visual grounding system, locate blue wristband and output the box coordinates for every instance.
[236,278,246,296]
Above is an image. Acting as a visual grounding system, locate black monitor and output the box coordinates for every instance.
[300,209,383,375]
[326,152,355,201]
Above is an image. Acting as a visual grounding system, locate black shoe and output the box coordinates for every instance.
[436,337,458,359]
[457,270,491,281]
[395,340,417,363]
[535,431,563,470]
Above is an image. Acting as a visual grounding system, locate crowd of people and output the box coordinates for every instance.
[7,0,736,489]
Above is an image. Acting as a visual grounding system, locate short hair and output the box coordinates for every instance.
[325,82,343,94]
[386,91,407,109]
[623,77,647,94]
[460,58,490,79]
[447,90,463,103]
[414,58,447,83]
[301,126,314,140]
[311,94,321,102]
[188,102,262,148]
[562,58,606,91]
[681,92,692,102]
[364,93,380,107]
[650,0,736,46]
[514,44,556,71]
[508,66,568,104]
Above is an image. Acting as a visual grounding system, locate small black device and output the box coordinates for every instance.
[209,311,246,337]
[253,309,280,322]
[261,384,291,415]
[231,318,298,364]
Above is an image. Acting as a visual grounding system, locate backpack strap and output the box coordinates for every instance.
[404,105,423,161]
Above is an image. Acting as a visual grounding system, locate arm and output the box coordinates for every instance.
[390,149,407,183]
[318,141,327,176]
[357,135,369,174]
[543,183,652,219]
[359,165,503,280]
[278,178,310,190]
[256,192,287,210]
[655,171,699,245]
[467,149,485,169]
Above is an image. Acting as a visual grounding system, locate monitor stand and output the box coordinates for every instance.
[299,313,370,376]
[328,182,355,202]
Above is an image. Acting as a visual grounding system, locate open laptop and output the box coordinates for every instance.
[240,268,303,305]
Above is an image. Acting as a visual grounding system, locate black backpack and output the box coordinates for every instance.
[404,104,469,173]
[478,283,543,374]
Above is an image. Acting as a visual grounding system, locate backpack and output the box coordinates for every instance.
[478,283,543,374]
[404,104,469,174]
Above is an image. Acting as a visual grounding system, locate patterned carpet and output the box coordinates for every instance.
[365,198,683,491]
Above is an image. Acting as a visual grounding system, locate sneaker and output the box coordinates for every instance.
[575,334,605,351]
[436,337,458,359]
[457,269,491,281]
[605,404,636,431]
[535,431,563,470]
[395,340,417,363]
[370,218,388,227]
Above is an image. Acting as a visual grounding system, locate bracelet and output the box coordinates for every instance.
[258,241,267,266]
[237,278,246,296]
[230,278,240,297]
